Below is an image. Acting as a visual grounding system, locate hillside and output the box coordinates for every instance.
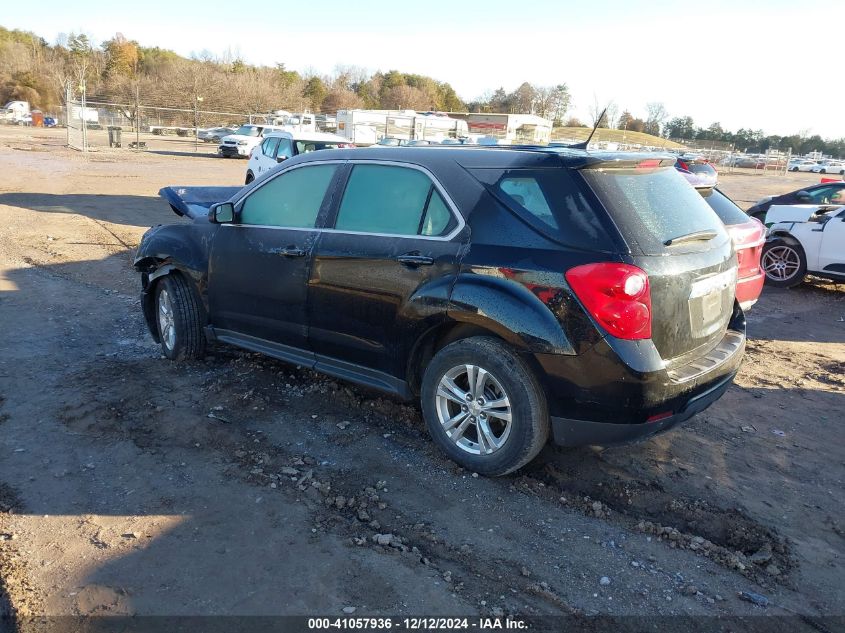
[552,127,684,149]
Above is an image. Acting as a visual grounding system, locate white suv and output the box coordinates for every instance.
[218,124,290,158]
[244,131,352,184]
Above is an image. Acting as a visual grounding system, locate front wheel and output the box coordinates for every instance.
[761,238,807,288]
[421,336,549,476]
[154,274,206,360]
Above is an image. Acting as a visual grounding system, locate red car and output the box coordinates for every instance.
[699,188,766,311]
[674,162,765,310]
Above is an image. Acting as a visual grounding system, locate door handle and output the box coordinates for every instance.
[397,253,434,266]
[275,246,306,258]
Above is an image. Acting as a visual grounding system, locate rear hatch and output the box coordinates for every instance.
[581,163,737,364]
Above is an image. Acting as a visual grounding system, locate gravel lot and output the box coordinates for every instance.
[0,126,843,629]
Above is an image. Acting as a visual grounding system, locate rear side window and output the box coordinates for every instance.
[295,140,343,154]
[240,164,337,228]
[581,166,724,254]
[699,188,750,226]
[470,168,613,250]
[335,164,455,236]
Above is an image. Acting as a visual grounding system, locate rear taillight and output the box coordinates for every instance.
[565,263,652,340]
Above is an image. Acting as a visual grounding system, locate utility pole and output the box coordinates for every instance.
[135,82,140,150]
[194,95,203,152]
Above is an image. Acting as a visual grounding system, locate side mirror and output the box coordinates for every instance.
[276,155,288,163]
[796,190,812,202]
[210,202,234,223]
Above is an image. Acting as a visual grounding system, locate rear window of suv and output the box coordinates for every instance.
[581,165,724,254]
[469,168,614,250]
[699,188,751,226]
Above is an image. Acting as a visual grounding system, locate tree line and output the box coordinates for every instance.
[1,25,842,156]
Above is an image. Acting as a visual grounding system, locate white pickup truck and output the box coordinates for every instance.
[761,203,845,287]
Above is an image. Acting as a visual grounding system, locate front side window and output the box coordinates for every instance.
[262,137,280,158]
[276,138,293,159]
[240,164,338,228]
[808,185,844,204]
[334,164,454,236]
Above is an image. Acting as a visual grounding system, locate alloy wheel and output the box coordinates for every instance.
[435,364,512,455]
[762,245,801,281]
[157,288,176,351]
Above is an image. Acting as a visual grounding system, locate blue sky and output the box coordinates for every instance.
[4,0,843,138]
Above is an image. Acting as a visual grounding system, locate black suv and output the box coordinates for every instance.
[136,147,745,476]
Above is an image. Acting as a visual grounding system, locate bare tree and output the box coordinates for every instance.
[645,102,668,136]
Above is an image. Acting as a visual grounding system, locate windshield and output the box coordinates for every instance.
[234,125,261,137]
[582,165,725,253]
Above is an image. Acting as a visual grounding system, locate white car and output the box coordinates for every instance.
[218,124,291,158]
[244,131,352,184]
[810,161,845,175]
[761,203,845,287]
[788,159,818,172]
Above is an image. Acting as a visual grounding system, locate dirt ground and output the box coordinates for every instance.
[0,126,842,629]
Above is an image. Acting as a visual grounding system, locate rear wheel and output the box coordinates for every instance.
[761,238,807,288]
[154,274,206,360]
[421,337,549,476]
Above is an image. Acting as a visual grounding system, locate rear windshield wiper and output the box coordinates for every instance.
[663,230,718,246]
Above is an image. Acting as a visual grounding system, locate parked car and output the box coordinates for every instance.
[135,147,745,476]
[674,157,718,189]
[245,131,353,184]
[218,124,290,158]
[698,189,765,310]
[373,137,408,147]
[761,200,845,287]
[199,127,235,143]
[674,161,765,310]
[810,161,845,175]
[788,159,818,172]
[43,116,57,128]
[747,182,845,222]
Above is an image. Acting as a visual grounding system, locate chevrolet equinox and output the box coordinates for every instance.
[136,147,745,476]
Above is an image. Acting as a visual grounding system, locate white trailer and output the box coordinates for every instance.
[1,101,31,123]
[461,113,552,144]
[336,109,468,145]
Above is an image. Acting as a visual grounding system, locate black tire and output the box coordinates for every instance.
[761,238,807,288]
[820,169,827,174]
[421,336,549,476]
[790,167,798,172]
[245,172,254,184]
[154,273,206,360]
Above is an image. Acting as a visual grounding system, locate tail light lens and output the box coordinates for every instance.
[565,263,652,340]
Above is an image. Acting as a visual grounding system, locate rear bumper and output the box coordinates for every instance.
[550,370,735,446]
[535,304,746,444]
[736,271,764,310]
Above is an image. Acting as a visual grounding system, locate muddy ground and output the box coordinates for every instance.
[0,126,843,629]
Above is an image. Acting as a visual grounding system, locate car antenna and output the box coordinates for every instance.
[565,107,607,150]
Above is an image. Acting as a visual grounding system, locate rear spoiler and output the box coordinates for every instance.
[159,186,242,219]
